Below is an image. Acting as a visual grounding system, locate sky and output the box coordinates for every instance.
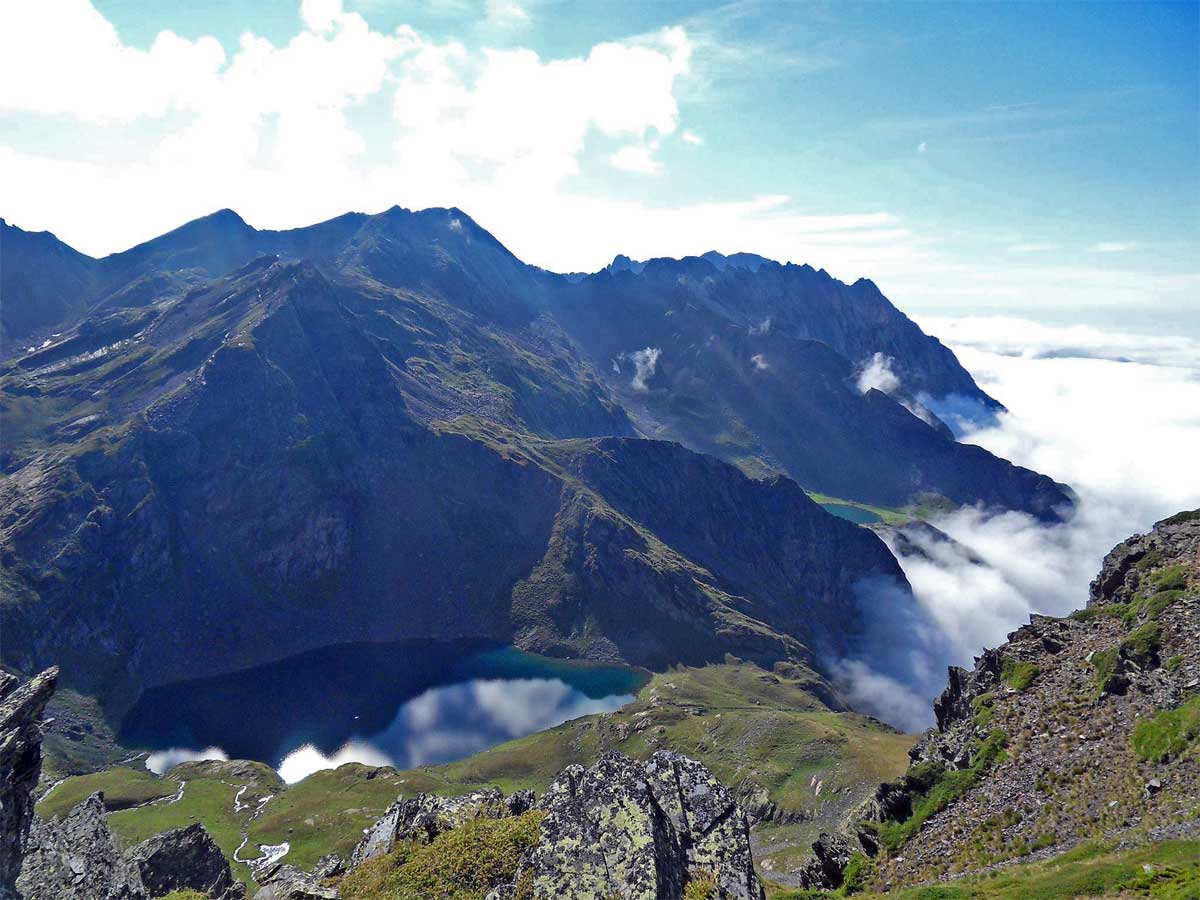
[1,0,1197,316]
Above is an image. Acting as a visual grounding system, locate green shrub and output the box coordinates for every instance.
[1125,590,1185,624]
[1092,647,1121,694]
[1167,654,1184,673]
[1001,658,1039,692]
[972,693,997,728]
[1136,549,1164,571]
[1069,604,1124,623]
[1122,622,1163,665]
[841,852,873,895]
[683,871,718,900]
[1147,565,1189,592]
[1159,509,1200,526]
[156,892,208,900]
[1132,696,1200,763]
[877,730,1008,853]
[340,810,546,900]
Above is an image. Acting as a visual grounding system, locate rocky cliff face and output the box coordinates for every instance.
[0,667,57,899]
[797,511,1200,890]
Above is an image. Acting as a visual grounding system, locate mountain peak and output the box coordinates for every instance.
[700,250,776,272]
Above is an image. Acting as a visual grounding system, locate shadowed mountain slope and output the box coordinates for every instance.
[0,256,906,708]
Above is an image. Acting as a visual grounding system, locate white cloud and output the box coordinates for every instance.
[610,142,662,174]
[145,745,228,774]
[482,0,532,31]
[0,1,226,123]
[919,314,1200,369]
[1006,242,1057,253]
[844,316,1200,730]
[750,353,769,370]
[625,347,662,390]
[1090,241,1137,253]
[276,740,393,783]
[917,141,927,153]
[682,130,704,145]
[855,351,901,394]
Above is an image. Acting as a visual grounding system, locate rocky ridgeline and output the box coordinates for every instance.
[798,510,1200,891]
[5,667,763,900]
[0,666,235,900]
[1,667,57,899]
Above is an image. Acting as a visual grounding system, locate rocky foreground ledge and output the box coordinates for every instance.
[797,509,1200,892]
[2,664,764,900]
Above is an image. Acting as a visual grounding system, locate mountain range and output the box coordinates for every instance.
[1,206,1070,707]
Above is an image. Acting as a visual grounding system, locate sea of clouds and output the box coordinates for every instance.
[840,313,1200,731]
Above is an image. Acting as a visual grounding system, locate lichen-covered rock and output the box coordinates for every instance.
[127,823,245,900]
[252,861,338,900]
[349,787,512,867]
[16,793,147,900]
[502,750,764,900]
[0,666,57,899]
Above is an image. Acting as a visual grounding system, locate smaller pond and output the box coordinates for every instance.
[819,502,883,525]
[120,640,643,783]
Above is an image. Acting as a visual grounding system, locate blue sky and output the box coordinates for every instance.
[1,0,1196,313]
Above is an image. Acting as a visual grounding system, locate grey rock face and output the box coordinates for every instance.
[128,823,245,900]
[795,832,855,890]
[16,793,146,900]
[1089,511,1200,607]
[252,862,338,900]
[350,787,513,868]
[0,666,58,899]
[502,750,764,900]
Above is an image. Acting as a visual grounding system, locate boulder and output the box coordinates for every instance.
[127,823,245,900]
[0,666,58,898]
[16,793,147,900]
[252,861,338,900]
[500,750,764,900]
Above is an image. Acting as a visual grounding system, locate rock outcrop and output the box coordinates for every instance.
[351,787,535,868]
[17,793,146,900]
[0,666,57,899]
[489,751,764,900]
[253,861,339,900]
[1089,509,1200,607]
[797,510,1200,889]
[128,823,246,900]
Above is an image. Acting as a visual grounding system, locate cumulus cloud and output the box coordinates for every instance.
[0,1,936,285]
[624,347,662,390]
[145,745,228,774]
[610,142,663,175]
[855,351,901,395]
[846,316,1200,730]
[681,130,704,145]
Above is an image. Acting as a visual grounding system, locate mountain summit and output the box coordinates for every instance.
[1,206,1069,703]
